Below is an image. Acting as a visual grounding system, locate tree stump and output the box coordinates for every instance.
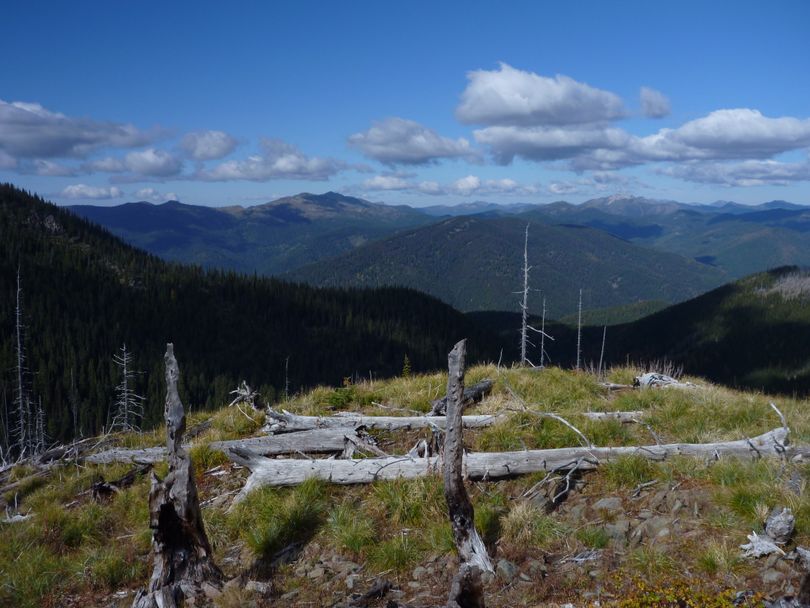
[443,340,492,608]
[132,344,222,608]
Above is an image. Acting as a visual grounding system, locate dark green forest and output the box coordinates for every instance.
[0,184,504,450]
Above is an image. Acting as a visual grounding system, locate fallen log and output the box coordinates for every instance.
[132,344,222,608]
[210,428,383,457]
[227,427,789,493]
[443,340,491,608]
[91,463,152,501]
[86,428,385,465]
[431,378,493,416]
[86,446,168,465]
[263,409,503,434]
[583,411,644,423]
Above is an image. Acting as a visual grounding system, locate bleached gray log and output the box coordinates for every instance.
[430,378,493,416]
[228,427,788,494]
[87,429,383,464]
[263,409,503,433]
[86,446,168,465]
[132,344,222,608]
[443,340,491,608]
[583,411,645,423]
[210,428,383,456]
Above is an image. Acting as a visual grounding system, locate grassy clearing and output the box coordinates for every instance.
[3,363,810,606]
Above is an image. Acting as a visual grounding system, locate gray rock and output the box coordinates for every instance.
[762,568,785,584]
[307,566,325,579]
[496,559,518,582]
[593,496,623,514]
[766,507,795,544]
[412,566,427,580]
[605,519,631,542]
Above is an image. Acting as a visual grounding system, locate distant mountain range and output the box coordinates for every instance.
[70,192,433,275]
[69,192,809,317]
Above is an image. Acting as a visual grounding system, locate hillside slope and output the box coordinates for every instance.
[0,184,501,443]
[289,215,727,318]
[472,267,810,394]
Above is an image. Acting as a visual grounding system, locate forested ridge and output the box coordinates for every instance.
[0,184,502,447]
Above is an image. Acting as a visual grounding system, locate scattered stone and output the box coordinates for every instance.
[496,559,518,583]
[244,580,270,596]
[604,522,629,543]
[308,566,325,579]
[593,496,623,514]
[762,568,786,584]
[767,507,796,544]
[411,566,427,580]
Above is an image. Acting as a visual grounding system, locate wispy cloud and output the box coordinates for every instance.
[640,87,671,118]
[360,173,540,197]
[60,184,123,200]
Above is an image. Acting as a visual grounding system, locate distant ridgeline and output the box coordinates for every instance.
[0,184,503,445]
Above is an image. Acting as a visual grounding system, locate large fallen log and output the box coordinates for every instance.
[132,344,222,608]
[86,446,168,465]
[443,340,491,608]
[263,409,503,433]
[227,427,789,493]
[85,428,385,465]
[431,378,493,416]
[210,428,384,456]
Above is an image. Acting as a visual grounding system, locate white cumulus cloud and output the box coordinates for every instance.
[457,63,625,126]
[181,130,238,160]
[349,117,476,165]
[0,99,158,159]
[124,148,183,176]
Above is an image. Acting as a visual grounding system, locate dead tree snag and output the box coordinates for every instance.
[132,344,222,608]
[443,340,492,608]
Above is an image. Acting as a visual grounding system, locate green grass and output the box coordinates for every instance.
[231,479,326,561]
[326,503,377,556]
[368,533,423,572]
[576,526,611,549]
[603,455,659,489]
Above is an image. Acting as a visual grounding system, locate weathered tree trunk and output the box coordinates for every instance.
[430,379,493,416]
[263,409,503,433]
[86,446,168,465]
[226,427,789,491]
[86,428,384,464]
[132,344,222,608]
[443,340,491,608]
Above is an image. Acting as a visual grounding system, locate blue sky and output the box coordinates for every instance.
[2,0,809,206]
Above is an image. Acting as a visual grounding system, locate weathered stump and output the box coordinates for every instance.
[443,340,492,608]
[132,344,222,608]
